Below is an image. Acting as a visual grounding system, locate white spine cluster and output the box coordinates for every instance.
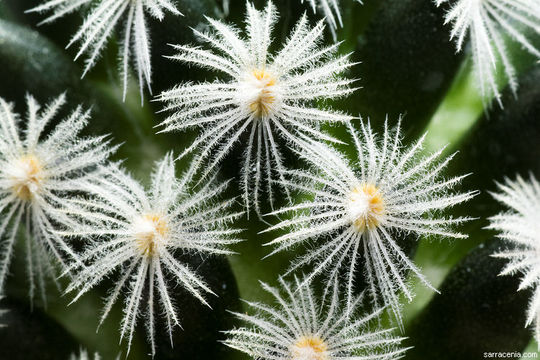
[265,119,476,328]
[224,277,407,360]
[157,0,356,215]
[436,0,540,105]
[27,0,182,100]
[0,94,115,303]
[60,154,243,355]
[489,174,540,345]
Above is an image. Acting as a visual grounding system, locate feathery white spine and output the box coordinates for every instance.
[488,174,540,345]
[265,119,476,329]
[157,0,356,215]
[302,0,342,40]
[27,0,182,101]
[61,154,243,355]
[224,277,408,360]
[0,94,115,303]
[436,0,540,106]
[70,349,120,360]
[69,349,106,360]
[304,0,366,40]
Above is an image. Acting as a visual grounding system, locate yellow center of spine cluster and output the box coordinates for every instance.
[11,154,45,201]
[134,214,169,257]
[249,69,277,118]
[291,335,329,360]
[349,183,385,232]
